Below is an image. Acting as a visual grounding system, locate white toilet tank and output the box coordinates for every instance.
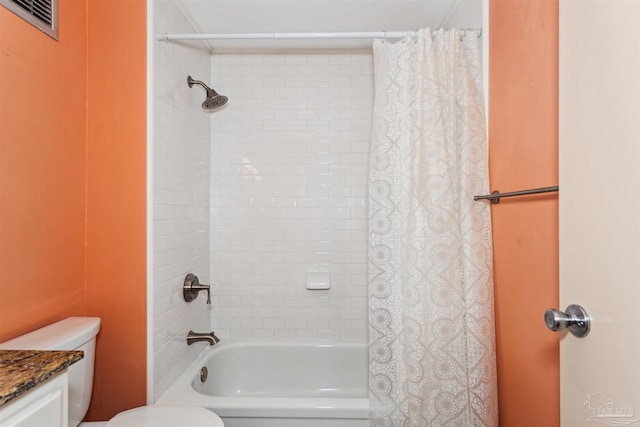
[0,317,101,427]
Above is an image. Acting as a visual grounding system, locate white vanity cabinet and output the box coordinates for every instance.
[0,371,68,427]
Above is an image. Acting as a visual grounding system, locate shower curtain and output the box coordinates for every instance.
[368,29,498,427]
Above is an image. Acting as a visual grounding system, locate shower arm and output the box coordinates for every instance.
[187,76,221,98]
[187,76,207,89]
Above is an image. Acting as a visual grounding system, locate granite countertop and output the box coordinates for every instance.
[0,350,83,408]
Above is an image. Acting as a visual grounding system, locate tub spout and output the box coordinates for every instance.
[187,330,220,346]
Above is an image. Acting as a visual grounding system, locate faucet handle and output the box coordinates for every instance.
[183,273,211,304]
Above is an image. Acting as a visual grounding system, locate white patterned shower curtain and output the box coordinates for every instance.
[368,29,498,427]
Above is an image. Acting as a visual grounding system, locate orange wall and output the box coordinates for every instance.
[0,0,87,342]
[85,0,147,420]
[489,1,559,426]
[0,0,147,422]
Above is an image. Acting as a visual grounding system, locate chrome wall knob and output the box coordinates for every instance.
[544,304,590,338]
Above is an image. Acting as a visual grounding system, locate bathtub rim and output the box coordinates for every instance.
[156,340,369,419]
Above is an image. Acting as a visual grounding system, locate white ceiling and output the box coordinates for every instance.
[173,0,483,50]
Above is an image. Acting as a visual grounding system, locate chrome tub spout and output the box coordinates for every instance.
[187,330,220,346]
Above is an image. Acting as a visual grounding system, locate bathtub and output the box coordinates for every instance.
[156,341,369,427]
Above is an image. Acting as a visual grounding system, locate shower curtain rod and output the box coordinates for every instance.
[155,29,482,42]
[473,186,559,204]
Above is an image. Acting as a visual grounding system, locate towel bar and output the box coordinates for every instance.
[473,186,559,204]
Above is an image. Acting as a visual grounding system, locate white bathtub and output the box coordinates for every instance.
[157,341,369,427]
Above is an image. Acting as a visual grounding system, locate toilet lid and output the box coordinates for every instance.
[104,405,224,427]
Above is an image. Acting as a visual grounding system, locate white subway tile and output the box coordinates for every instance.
[153,0,212,399]
[209,51,371,344]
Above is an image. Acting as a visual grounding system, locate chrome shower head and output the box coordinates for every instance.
[187,76,228,111]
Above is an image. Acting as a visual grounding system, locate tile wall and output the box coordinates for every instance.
[209,52,374,342]
[152,0,212,399]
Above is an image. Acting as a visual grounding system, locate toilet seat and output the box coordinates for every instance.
[104,405,224,427]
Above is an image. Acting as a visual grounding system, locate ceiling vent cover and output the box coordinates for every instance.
[0,0,57,40]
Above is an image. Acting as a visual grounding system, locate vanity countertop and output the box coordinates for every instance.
[0,350,83,407]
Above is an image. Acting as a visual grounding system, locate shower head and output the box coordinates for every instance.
[187,75,228,111]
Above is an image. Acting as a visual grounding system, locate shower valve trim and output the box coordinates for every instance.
[183,273,211,304]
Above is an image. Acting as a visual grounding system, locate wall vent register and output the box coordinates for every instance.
[1,0,57,40]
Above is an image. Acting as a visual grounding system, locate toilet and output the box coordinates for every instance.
[0,317,224,427]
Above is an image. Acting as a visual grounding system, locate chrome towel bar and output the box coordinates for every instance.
[473,186,559,204]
